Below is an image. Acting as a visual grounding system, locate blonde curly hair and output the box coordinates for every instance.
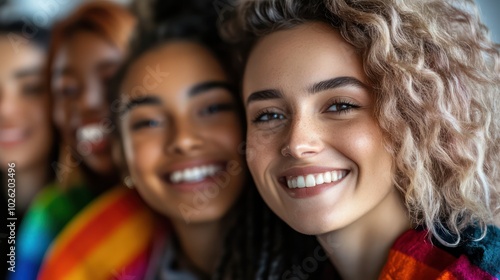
[223,0,500,245]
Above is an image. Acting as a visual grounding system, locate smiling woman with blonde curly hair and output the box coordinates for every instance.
[219,0,500,278]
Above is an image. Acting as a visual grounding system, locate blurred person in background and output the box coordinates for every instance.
[11,2,135,279]
[37,0,259,279]
[0,21,54,220]
[0,20,56,278]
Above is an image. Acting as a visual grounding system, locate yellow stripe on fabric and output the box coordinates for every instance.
[65,207,154,280]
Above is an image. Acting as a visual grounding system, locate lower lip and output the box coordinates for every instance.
[78,138,110,154]
[280,175,348,199]
[0,133,28,148]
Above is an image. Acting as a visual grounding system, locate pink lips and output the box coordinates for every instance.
[0,127,29,148]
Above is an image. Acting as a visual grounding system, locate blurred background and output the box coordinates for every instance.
[0,0,499,42]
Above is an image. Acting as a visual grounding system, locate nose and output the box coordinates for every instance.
[165,120,204,155]
[79,77,106,112]
[282,115,324,159]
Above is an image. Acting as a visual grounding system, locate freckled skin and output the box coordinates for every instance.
[120,41,246,223]
[243,22,405,235]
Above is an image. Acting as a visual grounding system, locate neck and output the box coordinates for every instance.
[317,189,411,280]
[4,163,50,213]
[171,214,232,276]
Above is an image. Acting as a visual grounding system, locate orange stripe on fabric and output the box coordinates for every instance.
[390,230,458,272]
[437,271,460,280]
[39,187,144,279]
[379,250,458,280]
[65,208,154,280]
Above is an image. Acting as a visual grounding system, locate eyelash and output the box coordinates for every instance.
[252,99,360,124]
[252,109,285,123]
[325,99,360,114]
[131,119,162,131]
[200,103,234,115]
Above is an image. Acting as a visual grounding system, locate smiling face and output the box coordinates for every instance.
[119,41,245,224]
[244,22,402,235]
[0,36,53,171]
[52,31,122,176]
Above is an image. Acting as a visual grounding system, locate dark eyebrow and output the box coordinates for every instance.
[246,89,283,106]
[14,67,43,79]
[121,95,162,115]
[308,76,368,94]
[95,60,121,73]
[188,81,235,97]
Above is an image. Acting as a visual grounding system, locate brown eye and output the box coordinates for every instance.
[326,100,359,113]
[22,83,44,96]
[131,119,162,131]
[252,110,285,123]
[199,103,234,116]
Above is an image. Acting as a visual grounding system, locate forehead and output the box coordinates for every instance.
[121,41,227,97]
[52,31,121,74]
[0,36,44,78]
[243,22,367,94]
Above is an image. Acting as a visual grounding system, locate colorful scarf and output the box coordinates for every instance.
[37,186,158,280]
[379,226,500,279]
[11,183,94,280]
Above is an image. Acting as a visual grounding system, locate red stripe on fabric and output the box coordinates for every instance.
[391,230,458,271]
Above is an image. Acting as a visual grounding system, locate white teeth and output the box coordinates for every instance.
[285,170,348,189]
[0,128,24,142]
[305,174,315,187]
[296,176,306,188]
[315,174,324,185]
[77,124,105,143]
[332,171,338,181]
[169,164,222,184]
[324,171,332,183]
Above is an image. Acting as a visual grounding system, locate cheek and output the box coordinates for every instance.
[210,121,244,153]
[344,120,393,184]
[246,129,276,180]
[125,135,163,178]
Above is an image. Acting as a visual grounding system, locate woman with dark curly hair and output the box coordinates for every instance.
[222,0,500,278]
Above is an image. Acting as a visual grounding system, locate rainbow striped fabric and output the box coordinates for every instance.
[37,186,159,280]
[11,183,94,280]
[379,227,500,279]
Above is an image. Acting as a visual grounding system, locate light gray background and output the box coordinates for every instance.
[476,0,500,43]
[0,0,498,41]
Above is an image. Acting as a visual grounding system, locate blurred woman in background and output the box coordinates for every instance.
[0,21,53,220]
[12,3,135,279]
[0,20,55,279]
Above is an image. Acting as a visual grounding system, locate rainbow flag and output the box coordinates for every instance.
[37,186,159,280]
[12,183,94,280]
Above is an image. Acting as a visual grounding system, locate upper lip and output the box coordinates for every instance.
[279,166,350,178]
